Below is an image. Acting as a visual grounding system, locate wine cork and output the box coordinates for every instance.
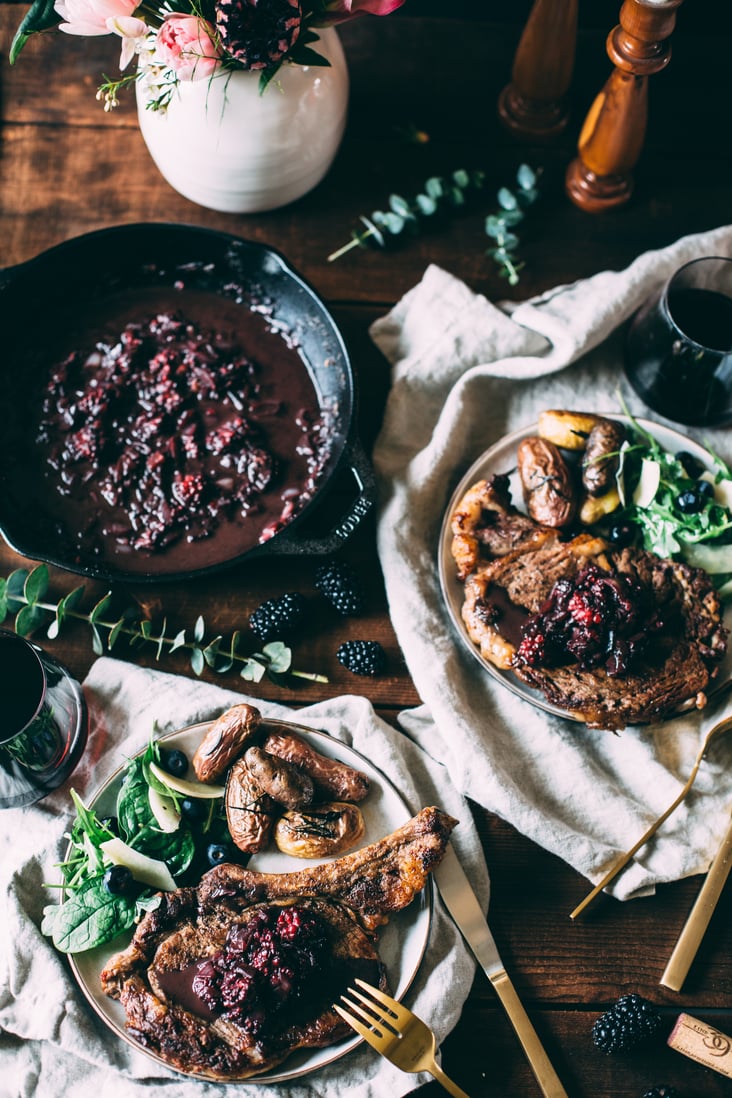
[668,1013,732,1077]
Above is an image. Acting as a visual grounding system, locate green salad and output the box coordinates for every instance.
[42,736,233,954]
[610,414,732,595]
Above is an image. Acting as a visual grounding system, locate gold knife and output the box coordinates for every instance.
[434,844,568,1098]
[660,809,732,992]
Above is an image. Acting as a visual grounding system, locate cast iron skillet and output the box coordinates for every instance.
[0,223,376,582]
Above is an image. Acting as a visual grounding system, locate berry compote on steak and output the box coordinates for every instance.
[453,476,727,730]
[100,807,457,1081]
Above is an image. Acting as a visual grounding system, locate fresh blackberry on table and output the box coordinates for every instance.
[336,640,386,677]
[642,1086,678,1098]
[591,994,662,1054]
[216,0,301,70]
[249,592,307,643]
[314,561,365,617]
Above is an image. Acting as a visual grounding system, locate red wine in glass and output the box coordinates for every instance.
[625,256,732,427]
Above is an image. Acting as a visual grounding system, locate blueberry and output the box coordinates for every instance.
[677,451,705,478]
[697,478,714,500]
[103,865,136,896]
[608,522,635,547]
[207,842,233,867]
[677,489,704,514]
[159,748,188,777]
[100,815,118,836]
[180,797,206,821]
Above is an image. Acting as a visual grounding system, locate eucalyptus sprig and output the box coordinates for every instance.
[327,168,487,262]
[0,564,327,685]
[484,164,541,286]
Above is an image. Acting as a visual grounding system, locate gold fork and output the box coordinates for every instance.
[335,978,471,1098]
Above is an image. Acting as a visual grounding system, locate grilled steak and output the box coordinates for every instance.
[100,806,457,1080]
[454,480,727,730]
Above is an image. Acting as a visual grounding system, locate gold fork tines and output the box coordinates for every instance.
[335,979,471,1098]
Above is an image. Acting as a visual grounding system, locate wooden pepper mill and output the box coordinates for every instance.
[566,0,684,212]
[498,0,579,140]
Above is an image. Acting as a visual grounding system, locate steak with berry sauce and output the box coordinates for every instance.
[100,807,456,1080]
[457,497,727,730]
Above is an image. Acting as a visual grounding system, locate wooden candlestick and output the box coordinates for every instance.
[498,0,579,141]
[566,0,684,212]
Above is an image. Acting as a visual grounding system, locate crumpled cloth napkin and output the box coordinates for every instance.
[0,657,484,1098]
[371,224,732,902]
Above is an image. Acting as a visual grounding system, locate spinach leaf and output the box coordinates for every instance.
[41,875,138,953]
[117,753,195,878]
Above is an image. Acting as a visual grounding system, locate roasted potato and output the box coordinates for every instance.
[193,703,262,783]
[579,486,621,525]
[517,437,577,527]
[225,756,277,853]
[582,419,626,497]
[262,730,371,803]
[243,746,315,810]
[274,802,366,858]
[537,410,602,451]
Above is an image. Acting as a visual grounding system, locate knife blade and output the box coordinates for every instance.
[434,844,568,1098]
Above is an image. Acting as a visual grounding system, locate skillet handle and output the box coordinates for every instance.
[264,438,377,556]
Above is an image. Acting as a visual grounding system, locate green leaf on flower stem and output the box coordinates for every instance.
[169,629,186,653]
[288,44,330,67]
[61,586,86,614]
[497,187,518,211]
[24,564,49,605]
[388,194,411,218]
[190,648,204,676]
[91,624,104,656]
[89,593,112,624]
[9,0,61,63]
[262,642,292,674]
[424,177,445,200]
[107,618,126,650]
[415,194,438,217]
[15,603,47,636]
[359,216,385,249]
[193,616,205,643]
[203,637,222,667]
[517,163,537,190]
[7,569,29,613]
[240,659,266,683]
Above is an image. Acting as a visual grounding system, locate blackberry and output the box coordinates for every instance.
[314,561,365,617]
[249,592,307,643]
[216,0,301,70]
[642,1087,678,1098]
[592,994,662,1054]
[336,640,386,677]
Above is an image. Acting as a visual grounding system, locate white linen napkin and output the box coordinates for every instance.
[371,224,732,902]
[0,657,484,1098]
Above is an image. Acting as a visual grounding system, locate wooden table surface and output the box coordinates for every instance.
[2,3,732,1095]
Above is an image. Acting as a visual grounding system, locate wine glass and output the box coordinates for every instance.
[624,256,732,427]
[0,630,87,808]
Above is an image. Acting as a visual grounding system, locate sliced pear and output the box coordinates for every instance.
[100,837,177,891]
[701,471,732,510]
[681,541,732,574]
[149,761,225,799]
[148,786,181,833]
[633,458,661,508]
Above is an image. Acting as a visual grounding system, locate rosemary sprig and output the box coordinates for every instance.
[484,164,541,286]
[0,564,327,685]
[327,168,487,262]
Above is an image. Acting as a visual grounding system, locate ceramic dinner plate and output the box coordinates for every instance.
[438,415,732,724]
[67,719,432,1084]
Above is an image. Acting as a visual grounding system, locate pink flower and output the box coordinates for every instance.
[156,15,223,81]
[54,0,138,36]
[313,0,405,24]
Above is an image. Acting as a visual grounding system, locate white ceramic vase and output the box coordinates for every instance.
[136,27,349,214]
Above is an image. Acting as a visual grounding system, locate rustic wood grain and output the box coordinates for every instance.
[1,4,731,1095]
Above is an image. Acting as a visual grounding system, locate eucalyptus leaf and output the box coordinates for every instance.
[190,647,204,676]
[517,163,537,189]
[15,603,47,636]
[24,564,49,605]
[108,618,125,649]
[240,658,266,683]
[193,615,205,643]
[169,629,187,653]
[388,193,411,218]
[91,624,104,656]
[140,619,152,639]
[89,593,112,624]
[415,194,438,216]
[203,636,222,667]
[7,569,29,613]
[262,641,292,674]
